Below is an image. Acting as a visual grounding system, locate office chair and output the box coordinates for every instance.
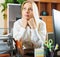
[52,9,60,57]
[0,35,13,57]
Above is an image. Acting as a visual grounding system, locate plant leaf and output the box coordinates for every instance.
[17,0,26,4]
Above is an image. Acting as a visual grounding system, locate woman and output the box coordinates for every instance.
[13,1,46,49]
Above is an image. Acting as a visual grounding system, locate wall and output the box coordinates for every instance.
[0,0,5,34]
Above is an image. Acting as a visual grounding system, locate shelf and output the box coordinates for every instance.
[40,16,53,32]
[51,0,60,3]
[40,0,50,2]
[34,0,60,3]
[34,0,60,16]
[34,0,50,2]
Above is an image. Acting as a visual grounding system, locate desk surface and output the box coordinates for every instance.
[0,54,10,57]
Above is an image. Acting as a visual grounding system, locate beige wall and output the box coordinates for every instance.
[0,0,5,28]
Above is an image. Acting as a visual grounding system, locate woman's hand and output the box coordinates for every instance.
[21,19,27,28]
[28,18,36,29]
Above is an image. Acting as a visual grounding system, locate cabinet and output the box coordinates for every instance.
[40,16,53,32]
[34,0,60,32]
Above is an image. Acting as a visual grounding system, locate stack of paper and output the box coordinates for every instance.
[34,48,44,57]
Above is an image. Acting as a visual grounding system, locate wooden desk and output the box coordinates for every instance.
[0,54,10,57]
[24,49,34,57]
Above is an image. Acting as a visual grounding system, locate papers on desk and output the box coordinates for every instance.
[34,48,44,57]
[0,35,11,54]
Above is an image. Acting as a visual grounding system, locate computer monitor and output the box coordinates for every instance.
[52,9,60,46]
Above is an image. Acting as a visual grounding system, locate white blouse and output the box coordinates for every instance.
[13,19,46,48]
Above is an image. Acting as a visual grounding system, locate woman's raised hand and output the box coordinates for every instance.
[21,19,28,28]
[28,18,36,29]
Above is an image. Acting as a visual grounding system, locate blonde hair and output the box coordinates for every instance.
[21,1,33,17]
[21,1,33,10]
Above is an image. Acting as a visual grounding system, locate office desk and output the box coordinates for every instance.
[23,49,34,57]
[0,54,10,57]
[24,48,44,57]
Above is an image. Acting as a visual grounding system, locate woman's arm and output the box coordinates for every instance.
[31,21,47,48]
[13,21,26,41]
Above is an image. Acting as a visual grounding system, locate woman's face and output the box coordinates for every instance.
[22,2,33,20]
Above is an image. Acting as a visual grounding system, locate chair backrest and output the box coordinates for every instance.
[52,9,60,46]
[7,4,21,33]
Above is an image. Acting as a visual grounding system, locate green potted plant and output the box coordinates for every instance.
[17,0,26,4]
[0,0,25,35]
[1,0,25,13]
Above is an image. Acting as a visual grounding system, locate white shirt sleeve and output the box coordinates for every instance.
[31,21,46,48]
[13,22,26,41]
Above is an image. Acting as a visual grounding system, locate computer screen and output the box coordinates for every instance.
[52,9,60,46]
